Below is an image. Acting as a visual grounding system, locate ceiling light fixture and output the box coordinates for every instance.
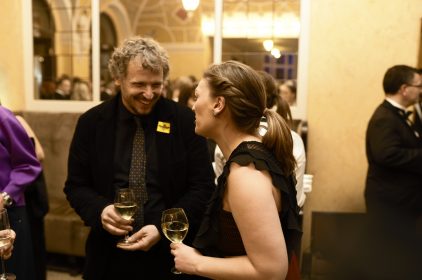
[182,0,200,12]
[271,48,281,59]
[263,0,276,52]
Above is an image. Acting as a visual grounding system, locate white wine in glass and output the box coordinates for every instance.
[161,208,189,274]
[114,188,137,246]
[0,236,11,250]
[0,209,15,280]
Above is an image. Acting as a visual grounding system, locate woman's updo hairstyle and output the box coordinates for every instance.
[203,61,295,175]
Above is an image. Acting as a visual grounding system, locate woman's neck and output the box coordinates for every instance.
[215,128,260,160]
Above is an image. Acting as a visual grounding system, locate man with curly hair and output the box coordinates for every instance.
[64,37,214,279]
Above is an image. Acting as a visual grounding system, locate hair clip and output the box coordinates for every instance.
[258,117,268,137]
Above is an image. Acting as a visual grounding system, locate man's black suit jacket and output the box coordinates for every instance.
[413,102,422,136]
[64,94,214,279]
[365,100,422,218]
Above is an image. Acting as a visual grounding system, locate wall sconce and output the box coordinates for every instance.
[182,0,200,12]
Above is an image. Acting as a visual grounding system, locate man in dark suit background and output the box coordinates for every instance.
[64,36,214,279]
[364,65,422,279]
[412,68,422,136]
[53,74,71,100]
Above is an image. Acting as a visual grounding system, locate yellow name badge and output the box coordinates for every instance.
[156,121,171,134]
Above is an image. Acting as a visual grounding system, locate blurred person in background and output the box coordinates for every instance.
[0,102,41,279]
[15,115,49,280]
[278,79,297,106]
[71,77,92,101]
[170,76,193,102]
[364,65,422,279]
[258,71,307,209]
[53,74,72,100]
[411,68,422,137]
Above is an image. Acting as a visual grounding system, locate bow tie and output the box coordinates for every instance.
[396,107,420,138]
[397,109,413,120]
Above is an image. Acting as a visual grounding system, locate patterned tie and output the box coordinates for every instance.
[129,117,148,230]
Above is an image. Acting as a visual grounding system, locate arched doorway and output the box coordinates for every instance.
[100,13,117,100]
[33,0,55,99]
[32,0,93,101]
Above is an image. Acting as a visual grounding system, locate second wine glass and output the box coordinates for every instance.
[161,208,189,274]
[114,188,137,246]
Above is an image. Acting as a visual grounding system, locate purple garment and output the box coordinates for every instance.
[0,106,41,206]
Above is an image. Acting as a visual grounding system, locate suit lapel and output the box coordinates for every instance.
[382,100,421,140]
[382,100,403,118]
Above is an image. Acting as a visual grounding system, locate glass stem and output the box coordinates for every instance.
[0,257,6,280]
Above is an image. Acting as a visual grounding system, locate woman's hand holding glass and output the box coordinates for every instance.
[161,208,189,274]
[170,242,203,275]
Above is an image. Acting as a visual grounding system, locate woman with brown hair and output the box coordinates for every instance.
[170,61,301,279]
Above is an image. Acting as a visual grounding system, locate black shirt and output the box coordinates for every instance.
[113,98,165,228]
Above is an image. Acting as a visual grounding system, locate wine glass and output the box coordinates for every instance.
[161,208,189,274]
[0,209,15,280]
[114,188,137,246]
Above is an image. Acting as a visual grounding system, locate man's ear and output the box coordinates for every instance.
[399,84,408,95]
[213,96,225,116]
[114,79,121,87]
